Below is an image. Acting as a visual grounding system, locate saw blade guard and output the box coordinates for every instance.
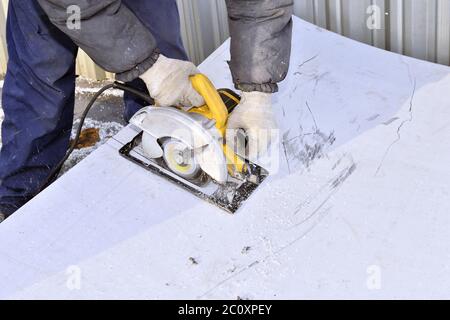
[130,106,229,184]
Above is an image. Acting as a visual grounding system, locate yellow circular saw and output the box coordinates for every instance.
[122,74,268,213]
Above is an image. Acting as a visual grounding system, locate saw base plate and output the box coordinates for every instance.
[119,132,269,214]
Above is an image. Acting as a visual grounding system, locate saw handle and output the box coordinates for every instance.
[190,74,229,131]
[190,74,246,174]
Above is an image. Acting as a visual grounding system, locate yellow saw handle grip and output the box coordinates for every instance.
[190,74,229,132]
[189,74,246,174]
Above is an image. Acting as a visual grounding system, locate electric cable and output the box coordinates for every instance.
[37,81,153,193]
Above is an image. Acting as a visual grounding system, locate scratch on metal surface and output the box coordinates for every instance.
[198,206,332,299]
[282,131,292,174]
[383,117,400,125]
[312,71,330,94]
[293,158,357,225]
[375,78,416,176]
[198,260,260,298]
[199,153,356,298]
[305,101,319,131]
[282,129,336,169]
[293,54,319,75]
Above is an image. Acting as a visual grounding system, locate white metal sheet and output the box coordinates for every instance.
[1,17,450,299]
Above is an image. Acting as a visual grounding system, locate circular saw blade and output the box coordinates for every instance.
[161,138,202,181]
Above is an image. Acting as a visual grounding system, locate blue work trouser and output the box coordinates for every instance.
[0,0,187,215]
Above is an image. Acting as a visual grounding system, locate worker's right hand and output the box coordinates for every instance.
[140,54,205,108]
[226,92,278,162]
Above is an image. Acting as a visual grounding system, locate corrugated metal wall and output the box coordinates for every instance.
[0,0,449,79]
[0,0,7,75]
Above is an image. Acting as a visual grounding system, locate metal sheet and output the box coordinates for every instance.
[1,17,450,299]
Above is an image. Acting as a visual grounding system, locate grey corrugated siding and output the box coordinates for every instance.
[0,0,449,79]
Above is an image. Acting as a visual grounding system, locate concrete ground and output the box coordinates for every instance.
[73,77,127,125]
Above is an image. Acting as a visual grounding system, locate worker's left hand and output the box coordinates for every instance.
[140,54,204,108]
[226,92,278,161]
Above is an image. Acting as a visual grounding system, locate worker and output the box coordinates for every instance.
[0,0,293,221]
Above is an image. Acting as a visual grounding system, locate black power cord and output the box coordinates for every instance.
[37,81,153,193]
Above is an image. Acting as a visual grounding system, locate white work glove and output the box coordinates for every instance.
[226,92,278,161]
[140,54,204,108]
